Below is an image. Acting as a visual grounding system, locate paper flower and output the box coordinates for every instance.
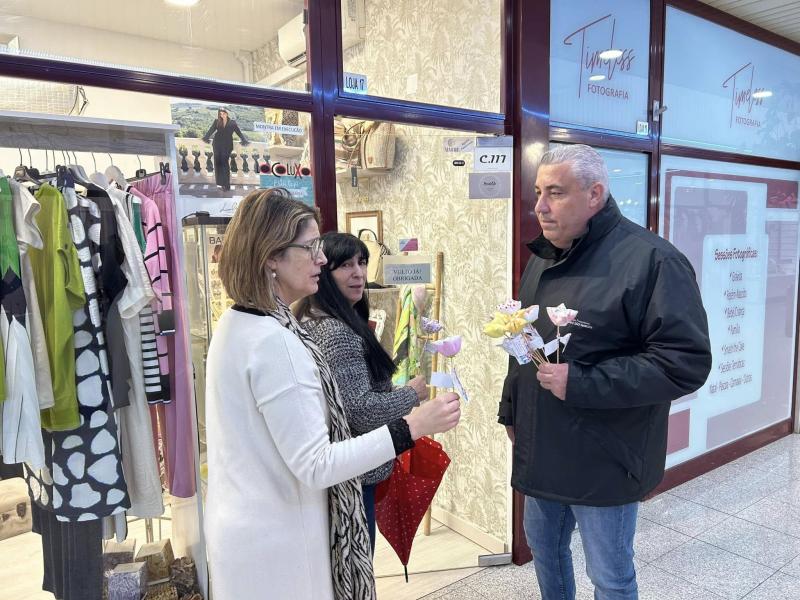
[483,320,507,338]
[522,305,539,323]
[426,335,462,357]
[547,303,578,327]
[483,304,538,338]
[421,316,444,334]
[496,299,522,314]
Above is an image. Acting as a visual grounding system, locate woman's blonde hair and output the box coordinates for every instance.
[218,188,319,312]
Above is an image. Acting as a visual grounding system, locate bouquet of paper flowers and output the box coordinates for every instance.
[482,300,577,366]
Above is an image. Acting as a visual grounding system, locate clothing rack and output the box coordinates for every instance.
[0,110,209,596]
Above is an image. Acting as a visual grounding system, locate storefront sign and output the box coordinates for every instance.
[253,122,305,135]
[473,147,512,172]
[468,172,511,199]
[660,156,800,468]
[383,255,432,285]
[260,168,313,206]
[550,0,650,133]
[663,8,800,161]
[343,71,368,95]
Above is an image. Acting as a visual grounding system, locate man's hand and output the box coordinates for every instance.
[536,363,568,401]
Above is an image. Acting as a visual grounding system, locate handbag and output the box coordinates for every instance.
[334,119,397,172]
[358,228,390,284]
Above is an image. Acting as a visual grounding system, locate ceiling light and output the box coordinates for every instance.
[589,74,606,82]
[752,90,773,99]
[612,168,623,173]
[599,49,623,60]
[165,0,200,7]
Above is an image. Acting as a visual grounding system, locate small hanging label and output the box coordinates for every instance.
[451,367,469,403]
[350,166,358,188]
[430,371,454,388]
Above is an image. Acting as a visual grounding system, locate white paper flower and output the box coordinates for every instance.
[496,299,522,314]
[522,305,539,322]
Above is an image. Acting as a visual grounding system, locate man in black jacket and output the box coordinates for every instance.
[498,145,711,600]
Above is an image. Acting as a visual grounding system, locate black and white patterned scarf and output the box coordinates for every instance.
[270,300,376,600]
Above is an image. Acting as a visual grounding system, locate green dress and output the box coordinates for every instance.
[28,184,85,431]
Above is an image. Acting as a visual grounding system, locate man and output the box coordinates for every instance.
[498,145,711,600]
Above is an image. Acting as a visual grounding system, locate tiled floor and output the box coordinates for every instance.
[419,433,800,599]
[375,519,492,599]
[4,434,800,599]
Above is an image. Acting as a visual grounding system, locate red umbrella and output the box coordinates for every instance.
[374,436,451,581]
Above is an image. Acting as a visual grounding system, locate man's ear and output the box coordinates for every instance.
[589,182,606,208]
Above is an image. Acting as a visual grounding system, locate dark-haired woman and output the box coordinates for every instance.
[295,232,428,553]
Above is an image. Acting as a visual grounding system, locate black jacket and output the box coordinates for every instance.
[498,197,711,506]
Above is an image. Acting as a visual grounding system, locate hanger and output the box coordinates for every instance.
[104,154,127,188]
[13,147,42,185]
[67,151,92,186]
[134,155,147,179]
[89,151,110,188]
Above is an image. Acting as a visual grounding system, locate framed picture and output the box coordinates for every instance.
[345,210,383,243]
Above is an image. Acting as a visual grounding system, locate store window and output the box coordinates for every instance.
[0,73,312,598]
[659,155,800,467]
[334,120,511,590]
[550,0,650,134]
[663,7,800,162]
[551,143,648,227]
[340,0,503,113]
[0,0,310,92]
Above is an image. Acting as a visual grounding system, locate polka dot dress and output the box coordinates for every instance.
[24,189,130,522]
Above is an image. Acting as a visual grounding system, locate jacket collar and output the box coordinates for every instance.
[527,195,622,260]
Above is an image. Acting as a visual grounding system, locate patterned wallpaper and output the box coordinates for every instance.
[343,0,503,112]
[252,0,508,545]
[337,126,510,544]
[252,0,503,112]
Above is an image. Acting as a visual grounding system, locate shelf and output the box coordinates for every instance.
[0,109,177,155]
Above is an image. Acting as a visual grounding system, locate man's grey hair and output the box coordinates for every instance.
[540,144,610,200]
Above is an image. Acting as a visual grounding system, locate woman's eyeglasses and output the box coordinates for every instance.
[284,237,325,261]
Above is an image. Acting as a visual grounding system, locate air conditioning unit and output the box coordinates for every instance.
[276,0,365,69]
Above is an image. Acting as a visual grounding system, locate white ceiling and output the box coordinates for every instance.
[699,0,800,45]
[0,0,304,52]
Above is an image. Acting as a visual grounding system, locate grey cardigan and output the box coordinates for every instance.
[301,315,418,485]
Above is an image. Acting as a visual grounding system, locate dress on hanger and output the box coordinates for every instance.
[25,184,130,522]
[28,184,85,432]
[0,177,45,468]
[9,180,55,410]
[131,174,196,498]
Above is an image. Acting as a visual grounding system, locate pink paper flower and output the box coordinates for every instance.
[547,303,578,327]
[428,335,462,357]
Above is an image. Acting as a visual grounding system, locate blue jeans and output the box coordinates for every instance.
[523,496,639,600]
[362,484,376,556]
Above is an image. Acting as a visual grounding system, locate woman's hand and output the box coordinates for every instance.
[407,375,429,403]
[404,392,461,439]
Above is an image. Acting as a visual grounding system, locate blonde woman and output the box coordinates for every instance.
[204,188,461,600]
